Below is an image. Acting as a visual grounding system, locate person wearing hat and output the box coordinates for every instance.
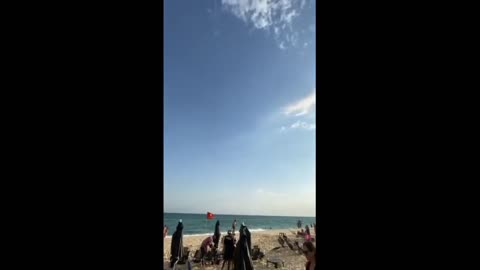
[221,230,236,270]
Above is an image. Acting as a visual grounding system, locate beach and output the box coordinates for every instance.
[164,228,315,270]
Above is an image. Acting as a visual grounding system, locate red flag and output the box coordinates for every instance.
[207,212,215,219]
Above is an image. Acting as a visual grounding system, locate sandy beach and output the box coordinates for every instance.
[164,228,315,270]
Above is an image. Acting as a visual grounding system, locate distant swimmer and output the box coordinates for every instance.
[232,219,237,235]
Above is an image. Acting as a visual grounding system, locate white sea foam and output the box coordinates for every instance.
[165,228,267,238]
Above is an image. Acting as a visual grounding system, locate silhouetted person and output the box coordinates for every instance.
[303,241,316,270]
[221,230,236,270]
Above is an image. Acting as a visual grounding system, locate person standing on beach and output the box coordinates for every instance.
[302,241,316,270]
[221,230,235,270]
[163,225,168,239]
[297,219,302,229]
[304,225,312,241]
[232,219,237,235]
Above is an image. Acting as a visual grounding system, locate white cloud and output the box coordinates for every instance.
[290,120,315,130]
[221,0,305,49]
[284,90,316,116]
[256,188,286,197]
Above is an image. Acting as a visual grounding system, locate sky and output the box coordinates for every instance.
[164,0,316,217]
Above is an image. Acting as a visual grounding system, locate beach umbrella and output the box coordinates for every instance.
[239,223,251,253]
[214,220,221,248]
[233,226,254,270]
[170,220,184,268]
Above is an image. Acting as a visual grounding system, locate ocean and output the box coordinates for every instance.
[164,213,316,237]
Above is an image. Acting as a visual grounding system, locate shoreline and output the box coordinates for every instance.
[164,224,316,238]
[164,228,270,238]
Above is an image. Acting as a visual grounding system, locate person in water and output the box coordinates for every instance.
[303,241,316,270]
[232,219,237,235]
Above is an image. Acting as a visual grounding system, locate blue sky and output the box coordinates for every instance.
[164,0,316,217]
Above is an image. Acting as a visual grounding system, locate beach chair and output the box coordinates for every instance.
[176,247,190,264]
[266,257,285,268]
[192,250,202,263]
[205,250,214,263]
[198,249,218,266]
[293,241,304,254]
[210,248,223,265]
[251,245,265,260]
[277,233,286,247]
[281,234,294,250]
[190,249,210,269]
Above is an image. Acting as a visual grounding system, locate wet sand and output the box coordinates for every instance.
[164,228,315,270]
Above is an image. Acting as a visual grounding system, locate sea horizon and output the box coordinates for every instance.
[164,212,316,218]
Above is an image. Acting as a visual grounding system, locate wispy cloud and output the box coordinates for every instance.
[221,0,306,49]
[256,188,287,197]
[283,90,316,116]
[290,120,315,130]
